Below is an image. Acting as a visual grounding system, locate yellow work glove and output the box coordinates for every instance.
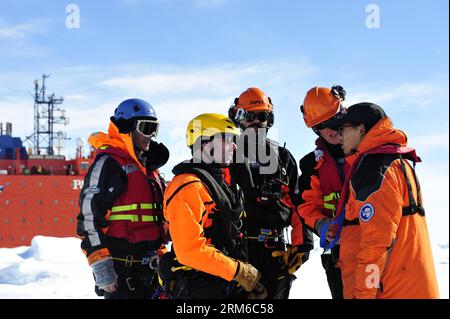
[271,245,305,276]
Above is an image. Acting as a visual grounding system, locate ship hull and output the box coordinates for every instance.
[0,175,84,247]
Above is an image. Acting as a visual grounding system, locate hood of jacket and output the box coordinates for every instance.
[88,121,147,175]
[356,117,408,155]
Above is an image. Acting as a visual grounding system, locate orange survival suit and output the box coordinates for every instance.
[337,118,439,299]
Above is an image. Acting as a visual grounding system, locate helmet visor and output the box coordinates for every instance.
[136,119,159,138]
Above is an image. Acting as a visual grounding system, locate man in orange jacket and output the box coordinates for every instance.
[160,113,266,299]
[333,102,439,299]
[296,85,349,299]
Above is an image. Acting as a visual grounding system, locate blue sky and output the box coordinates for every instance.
[0,0,448,242]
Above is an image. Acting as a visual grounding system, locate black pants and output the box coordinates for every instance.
[96,259,158,299]
[321,246,343,299]
[247,241,295,299]
[170,271,239,299]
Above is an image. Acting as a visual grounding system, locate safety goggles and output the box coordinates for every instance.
[235,108,272,123]
[135,119,159,138]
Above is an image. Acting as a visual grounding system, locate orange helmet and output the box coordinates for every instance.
[235,87,273,112]
[301,85,346,128]
[228,87,274,127]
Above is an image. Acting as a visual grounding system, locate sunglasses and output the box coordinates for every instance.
[136,119,159,138]
[235,108,272,123]
[313,107,346,130]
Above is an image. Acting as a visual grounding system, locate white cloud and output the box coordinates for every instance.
[346,82,447,108]
[0,21,47,40]
[0,98,34,138]
[100,71,232,95]
[408,133,449,152]
[157,97,230,124]
[415,163,449,244]
[64,94,89,101]
[93,61,316,174]
[99,62,316,97]
[0,20,50,58]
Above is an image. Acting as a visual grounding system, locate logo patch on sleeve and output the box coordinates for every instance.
[359,203,375,222]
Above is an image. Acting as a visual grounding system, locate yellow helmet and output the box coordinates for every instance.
[186,113,241,147]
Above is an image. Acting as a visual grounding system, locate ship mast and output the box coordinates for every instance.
[27,74,69,155]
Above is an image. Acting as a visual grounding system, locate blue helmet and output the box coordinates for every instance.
[111,98,158,134]
[113,98,157,120]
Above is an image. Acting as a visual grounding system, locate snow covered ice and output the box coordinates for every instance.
[0,236,98,299]
[0,235,448,299]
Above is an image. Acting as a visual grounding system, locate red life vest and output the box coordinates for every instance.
[315,138,350,218]
[98,147,164,244]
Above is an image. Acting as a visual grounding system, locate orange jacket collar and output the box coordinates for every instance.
[88,122,147,175]
[356,117,408,155]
